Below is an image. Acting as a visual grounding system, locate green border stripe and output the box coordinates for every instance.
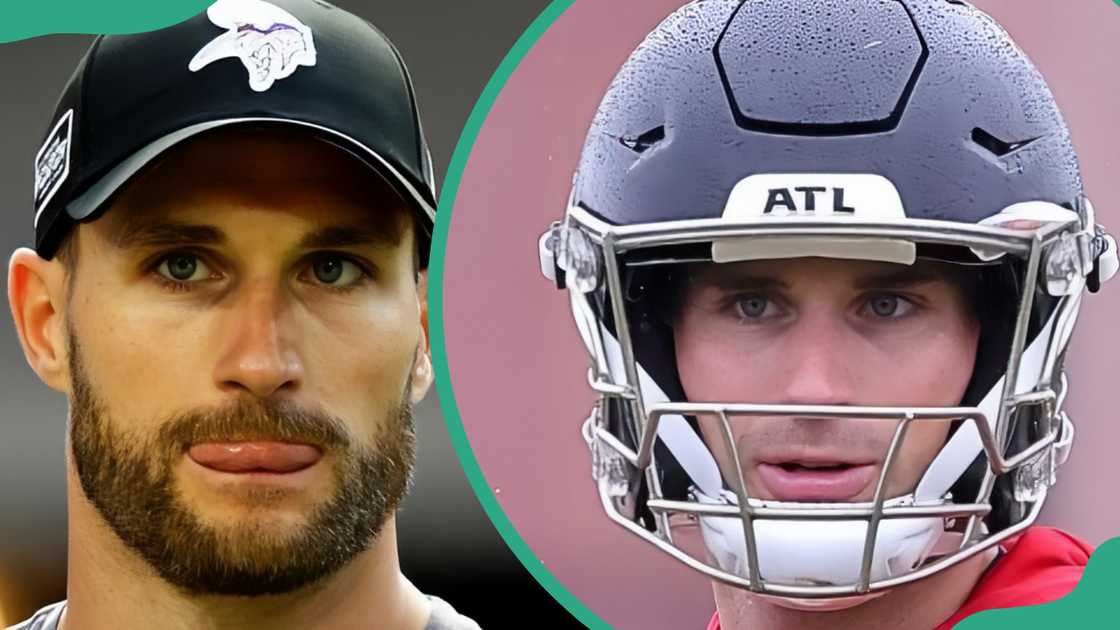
[428,1,609,628]
[0,0,210,43]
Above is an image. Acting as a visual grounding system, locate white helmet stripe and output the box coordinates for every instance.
[915,306,1061,500]
[569,288,724,496]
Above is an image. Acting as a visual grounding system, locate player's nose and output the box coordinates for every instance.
[212,279,304,399]
[778,313,857,407]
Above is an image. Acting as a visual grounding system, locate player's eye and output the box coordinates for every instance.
[733,294,781,321]
[156,253,212,283]
[863,293,915,319]
[305,255,368,289]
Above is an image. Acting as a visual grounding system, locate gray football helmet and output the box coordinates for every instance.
[539,0,1116,607]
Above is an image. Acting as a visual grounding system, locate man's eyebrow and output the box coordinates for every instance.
[853,267,941,290]
[692,270,789,291]
[297,224,403,250]
[107,220,226,249]
[691,265,944,291]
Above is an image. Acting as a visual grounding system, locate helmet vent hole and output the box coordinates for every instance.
[971,127,1041,157]
[619,126,666,153]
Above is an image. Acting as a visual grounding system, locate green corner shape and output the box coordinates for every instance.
[0,1,209,44]
[957,536,1120,629]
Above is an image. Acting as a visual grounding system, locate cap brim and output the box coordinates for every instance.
[66,117,436,236]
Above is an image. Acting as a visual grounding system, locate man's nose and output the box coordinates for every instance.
[778,312,858,407]
[212,280,304,399]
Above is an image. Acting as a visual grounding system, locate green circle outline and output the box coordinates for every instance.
[427,0,611,627]
[425,3,1120,629]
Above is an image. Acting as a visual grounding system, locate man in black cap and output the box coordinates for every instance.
[6,1,476,628]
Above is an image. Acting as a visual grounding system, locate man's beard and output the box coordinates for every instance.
[67,333,416,597]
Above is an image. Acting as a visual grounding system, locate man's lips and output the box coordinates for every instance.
[755,461,877,502]
[187,441,323,474]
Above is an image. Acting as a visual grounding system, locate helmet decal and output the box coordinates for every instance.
[722,174,906,220]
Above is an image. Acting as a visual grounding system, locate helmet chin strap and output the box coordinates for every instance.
[694,488,944,592]
[575,283,1068,594]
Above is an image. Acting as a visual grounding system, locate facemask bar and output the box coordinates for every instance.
[636,404,1051,595]
[546,203,1098,596]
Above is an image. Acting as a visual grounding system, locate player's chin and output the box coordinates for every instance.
[205,523,327,579]
[188,502,324,549]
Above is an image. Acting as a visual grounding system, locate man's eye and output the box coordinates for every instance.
[734,295,776,320]
[309,256,365,287]
[157,254,211,282]
[865,294,914,318]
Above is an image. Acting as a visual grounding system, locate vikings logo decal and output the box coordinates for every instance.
[189,0,317,92]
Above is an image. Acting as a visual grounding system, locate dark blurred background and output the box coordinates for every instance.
[0,1,578,628]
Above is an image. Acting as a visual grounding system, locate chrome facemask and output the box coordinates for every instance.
[540,198,1114,600]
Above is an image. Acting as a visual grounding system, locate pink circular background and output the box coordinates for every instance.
[443,2,1120,628]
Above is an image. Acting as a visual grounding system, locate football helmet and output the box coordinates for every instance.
[538,0,1117,606]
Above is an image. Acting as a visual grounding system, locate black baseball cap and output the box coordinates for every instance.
[32,0,436,264]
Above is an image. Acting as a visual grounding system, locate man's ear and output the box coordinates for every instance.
[409,269,433,404]
[8,247,70,392]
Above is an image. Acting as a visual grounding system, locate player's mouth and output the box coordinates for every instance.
[186,441,323,476]
[754,458,877,502]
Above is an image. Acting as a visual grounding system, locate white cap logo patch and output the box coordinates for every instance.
[189,0,316,92]
[33,108,73,225]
